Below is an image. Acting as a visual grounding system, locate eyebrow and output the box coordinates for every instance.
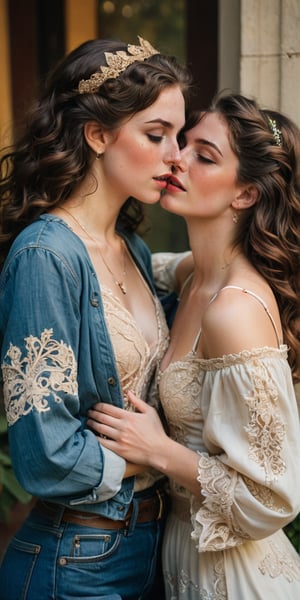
[194,138,223,157]
[145,118,172,128]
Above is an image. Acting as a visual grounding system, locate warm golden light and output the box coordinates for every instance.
[122,4,133,18]
[102,1,115,14]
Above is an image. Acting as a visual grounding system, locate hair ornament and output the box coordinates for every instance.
[267,116,282,146]
[78,36,159,94]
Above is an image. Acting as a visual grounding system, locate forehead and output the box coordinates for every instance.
[131,85,185,128]
[186,112,230,147]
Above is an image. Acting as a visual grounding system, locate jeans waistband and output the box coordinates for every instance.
[34,482,169,535]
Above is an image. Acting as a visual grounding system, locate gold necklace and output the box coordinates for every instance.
[60,207,127,295]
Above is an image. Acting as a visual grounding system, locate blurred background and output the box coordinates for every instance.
[0,0,299,252]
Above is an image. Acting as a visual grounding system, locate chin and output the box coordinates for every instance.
[142,193,162,205]
[160,195,177,211]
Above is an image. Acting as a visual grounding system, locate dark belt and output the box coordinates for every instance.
[35,488,166,530]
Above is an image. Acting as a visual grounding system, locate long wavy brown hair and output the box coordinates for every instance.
[204,93,300,381]
[0,38,191,269]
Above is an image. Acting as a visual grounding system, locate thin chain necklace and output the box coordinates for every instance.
[60,206,127,294]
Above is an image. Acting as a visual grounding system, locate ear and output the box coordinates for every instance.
[83,121,113,155]
[232,184,259,210]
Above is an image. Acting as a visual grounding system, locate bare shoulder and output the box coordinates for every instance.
[201,286,282,357]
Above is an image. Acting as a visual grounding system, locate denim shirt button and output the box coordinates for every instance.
[107,376,116,386]
[59,557,67,565]
[117,506,124,512]
[90,298,99,307]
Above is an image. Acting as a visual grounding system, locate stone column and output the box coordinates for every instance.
[240,0,300,126]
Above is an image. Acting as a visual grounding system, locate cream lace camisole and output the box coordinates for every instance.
[101,281,169,491]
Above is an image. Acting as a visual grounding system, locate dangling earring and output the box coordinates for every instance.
[232,212,239,224]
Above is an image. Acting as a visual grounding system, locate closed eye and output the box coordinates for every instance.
[197,154,215,164]
[147,134,163,143]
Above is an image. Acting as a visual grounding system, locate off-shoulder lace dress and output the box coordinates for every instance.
[158,286,300,599]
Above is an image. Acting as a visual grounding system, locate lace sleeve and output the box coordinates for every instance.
[191,350,300,552]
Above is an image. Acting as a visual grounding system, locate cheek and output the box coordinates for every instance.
[201,172,236,195]
[130,142,158,167]
[116,141,157,171]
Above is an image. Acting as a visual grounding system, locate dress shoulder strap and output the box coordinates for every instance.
[216,285,281,347]
[192,284,281,353]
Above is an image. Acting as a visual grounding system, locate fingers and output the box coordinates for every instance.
[87,409,120,435]
[86,416,106,435]
[97,436,117,452]
[126,390,148,413]
[96,423,119,440]
[89,394,148,422]
[91,403,124,417]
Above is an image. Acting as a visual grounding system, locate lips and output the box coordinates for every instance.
[165,175,186,191]
[154,174,171,185]
[154,174,186,191]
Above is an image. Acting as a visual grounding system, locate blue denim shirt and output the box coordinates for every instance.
[0,214,157,519]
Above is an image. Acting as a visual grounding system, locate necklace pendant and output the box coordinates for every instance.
[118,281,127,295]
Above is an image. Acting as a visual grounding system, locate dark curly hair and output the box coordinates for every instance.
[204,93,300,381]
[0,38,191,268]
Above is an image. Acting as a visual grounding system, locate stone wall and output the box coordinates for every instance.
[240,0,300,126]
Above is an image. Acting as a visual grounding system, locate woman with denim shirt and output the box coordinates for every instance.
[0,37,191,600]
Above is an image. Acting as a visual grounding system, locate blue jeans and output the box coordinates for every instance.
[0,489,167,600]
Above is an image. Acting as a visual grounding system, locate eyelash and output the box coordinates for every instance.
[147,134,163,143]
[196,154,215,164]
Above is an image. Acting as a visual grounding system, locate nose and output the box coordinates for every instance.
[163,139,181,168]
[171,147,189,173]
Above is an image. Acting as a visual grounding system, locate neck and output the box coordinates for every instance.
[60,200,119,245]
[186,219,240,287]
[58,205,128,295]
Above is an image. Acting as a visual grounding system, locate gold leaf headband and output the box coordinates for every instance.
[78,36,160,94]
[267,116,282,146]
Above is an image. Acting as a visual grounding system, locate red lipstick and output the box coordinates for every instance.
[165,175,186,192]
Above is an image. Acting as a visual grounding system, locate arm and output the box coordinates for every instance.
[152,251,193,326]
[190,351,300,551]
[88,391,200,496]
[1,245,126,501]
[151,251,192,295]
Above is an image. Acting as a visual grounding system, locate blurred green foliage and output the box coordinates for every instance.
[285,517,300,554]
[98,0,186,61]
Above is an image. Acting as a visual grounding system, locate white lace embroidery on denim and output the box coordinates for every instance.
[259,542,300,582]
[244,359,286,484]
[2,328,78,426]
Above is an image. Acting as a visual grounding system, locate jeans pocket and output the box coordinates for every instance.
[59,530,122,564]
[0,537,41,600]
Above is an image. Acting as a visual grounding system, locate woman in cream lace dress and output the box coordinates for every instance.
[88,93,300,599]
